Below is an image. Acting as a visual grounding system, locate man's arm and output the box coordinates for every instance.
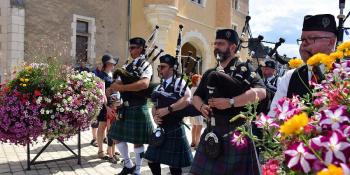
[155,87,191,118]
[232,87,266,107]
[108,78,150,93]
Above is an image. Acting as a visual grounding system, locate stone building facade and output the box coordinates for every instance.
[131,0,249,76]
[0,0,249,83]
[0,0,129,82]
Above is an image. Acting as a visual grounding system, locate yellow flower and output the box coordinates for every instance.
[24,78,29,82]
[25,66,33,71]
[22,84,27,87]
[20,78,25,82]
[279,112,309,137]
[317,164,343,175]
[320,55,337,71]
[336,41,350,52]
[288,58,304,69]
[307,53,329,66]
[329,51,344,60]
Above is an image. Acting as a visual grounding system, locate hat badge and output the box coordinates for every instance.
[322,17,330,28]
[226,31,231,39]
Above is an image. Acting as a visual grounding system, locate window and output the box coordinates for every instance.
[71,15,96,64]
[76,21,89,63]
[232,25,237,31]
[232,0,239,10]
[191,0,202,5]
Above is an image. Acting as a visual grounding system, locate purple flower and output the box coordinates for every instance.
[319,106,349,130]
[284,142,317,173]
[230,131,248,150]
[274,96,301,121]
[311,131,350,165]
[255,113,279,129]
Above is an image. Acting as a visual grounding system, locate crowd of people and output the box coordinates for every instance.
[74,13,338,175]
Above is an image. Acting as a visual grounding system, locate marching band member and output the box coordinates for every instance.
[107,37,154,175]
[268,14,337,117]
[145,54,193,175]
[190,29,266,175]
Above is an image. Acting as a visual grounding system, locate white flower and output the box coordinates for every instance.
[67,96,73,102]
[80,109,85,114]
[319,107,349,130]
[40,109,45,114]
[63,99,67,104]
[36,98,42,104]
[45,110,50,114]
[50,115,55,119]
[323,132,350,164]
[59,107,65,112]
[284,142,316,173]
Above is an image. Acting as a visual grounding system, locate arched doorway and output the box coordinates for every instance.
[181,42,202,74]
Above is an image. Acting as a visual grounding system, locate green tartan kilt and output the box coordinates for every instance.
[108,105,154,144]
[189,129,261,175]
[144,125,193,168]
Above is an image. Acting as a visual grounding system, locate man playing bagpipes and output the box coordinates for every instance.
[107,37,154,175]
[189,29,266,175]
[144,54,193,175]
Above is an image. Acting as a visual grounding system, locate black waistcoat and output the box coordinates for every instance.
[158,79,183,129]
[287,65,311,98]
[120,59,147,104]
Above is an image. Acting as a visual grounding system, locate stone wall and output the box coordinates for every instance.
[24,0,129,66]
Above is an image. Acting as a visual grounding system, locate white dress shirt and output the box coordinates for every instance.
[268,67,315,117]
[154,76,192,102]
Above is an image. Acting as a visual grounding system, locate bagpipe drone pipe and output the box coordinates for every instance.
[151,25,201,119]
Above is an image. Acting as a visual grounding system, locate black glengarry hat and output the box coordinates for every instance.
[129,37,146,47]
[216,29,239,45]
[302,14,337,35]
[263,60,276,69]
[159,54,176,67]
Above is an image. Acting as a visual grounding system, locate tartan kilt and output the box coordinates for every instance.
[144,125,193,168]
[190,129,261,175]
[108,105,154,144]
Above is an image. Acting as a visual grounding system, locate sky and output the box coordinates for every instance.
[249,0,350,58]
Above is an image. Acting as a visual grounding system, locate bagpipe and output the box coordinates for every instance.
[150,25,202,118]
[113,26,164,97]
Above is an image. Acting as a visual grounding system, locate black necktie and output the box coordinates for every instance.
[163,81,167,89]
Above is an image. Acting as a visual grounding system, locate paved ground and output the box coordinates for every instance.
[0,118,199,175]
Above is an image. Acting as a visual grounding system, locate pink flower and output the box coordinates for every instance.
[284,142,317,173]
[262,159,280,175]
[230,131,248,150]
[274,97,301,121]
[311,131,350,165]
[255,114,279,129]
[319,106,349,130]
[314,98,324,107]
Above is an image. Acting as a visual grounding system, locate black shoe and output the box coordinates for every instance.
[118,165,136,175]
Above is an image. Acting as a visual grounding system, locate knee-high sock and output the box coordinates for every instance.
[134,146,145,174]
[148,162,161,175]
[116,142,133,168]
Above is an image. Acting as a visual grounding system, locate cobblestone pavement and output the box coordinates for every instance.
[0,119,197,175]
